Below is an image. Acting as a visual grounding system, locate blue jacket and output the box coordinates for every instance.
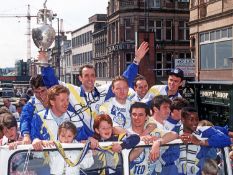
[20,96,45,137]
[41,63,139,138]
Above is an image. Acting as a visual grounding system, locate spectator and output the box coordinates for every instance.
[0,113,23,149]
[3,98,16,113]
[201,159,218,175]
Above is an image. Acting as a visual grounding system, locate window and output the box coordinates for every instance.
[156,53,163,76]
[126,53,134,67]
[200,27,233,69]
[149,0,160,8]
[166,20,172,40]
[156,21,162,40]
[125,19,133,41]
[178,21,189,40]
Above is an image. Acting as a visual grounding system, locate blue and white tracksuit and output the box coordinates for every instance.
[142,85,182,104]
[164,116,182,134]
[129,128,169,175]
[31,108,83,141]
[99,98,132,129]
[178,125,231,175]
[20,96,45,138]
[41,63,138,139]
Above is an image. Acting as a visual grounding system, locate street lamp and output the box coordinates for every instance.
[57,17,61,80]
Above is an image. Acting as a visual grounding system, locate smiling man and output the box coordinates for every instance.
[31,85,83,150]
[142,68,184,103]
[41,41,149,140]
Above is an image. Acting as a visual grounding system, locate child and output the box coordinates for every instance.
[49,121,94,175]
[201,159,219,175]
[193,120,232,147]
[0,112,23,149]
[89,114,140,175]
[0,112,27,174]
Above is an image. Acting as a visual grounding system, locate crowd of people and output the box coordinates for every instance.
[0,41,232,175]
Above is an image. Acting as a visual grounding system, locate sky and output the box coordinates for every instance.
[0,0,109,68]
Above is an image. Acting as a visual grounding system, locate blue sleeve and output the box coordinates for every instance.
[123,63,138,88]
[207,131,231,148]
[20,102,35,136]
[30,114,44,141]
[161,145,180,165]
[121,134,140,149]
[76,124,94,141]
[41,66,59,88]
[214,126,229,135]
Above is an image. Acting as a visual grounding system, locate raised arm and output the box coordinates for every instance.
[123,41,149,88]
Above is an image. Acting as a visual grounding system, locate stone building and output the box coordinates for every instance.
[105,0,190,85]
[188,0,233,129]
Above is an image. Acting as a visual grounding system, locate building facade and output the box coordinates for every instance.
[106,0,190,85]
[189,0,233,81]
[189,0,233,129]
[71,14,107,85]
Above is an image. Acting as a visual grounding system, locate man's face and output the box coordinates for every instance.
[3,126,17,141]
[131,108,147,129]
[182,112,199,133]
[171,109,182,121]
[3,99,10,108]
[95,120,113,140]
[59,128,75,143]
[33,87,48,104]
[154,103,171,121]
[134,80,149,99]
[79,67,96,92]
[112,80,129,102]
[50,92,69,116]
[167,75,182,94]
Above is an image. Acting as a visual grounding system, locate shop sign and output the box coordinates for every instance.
[200,90,229,99]
[107,43,134,53]
[175,59,195,77]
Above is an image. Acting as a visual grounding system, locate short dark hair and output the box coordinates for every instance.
[58,121,77,137]
[30,75,45,89]
[133,74,147,87]
[151,95,171,110]
[130,102,150,116]
[79,64,95,77]
[181,106,198,119]
[1,113,17,129]
[170,97,189,112]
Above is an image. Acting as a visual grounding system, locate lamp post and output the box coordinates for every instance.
[57,17,61,80]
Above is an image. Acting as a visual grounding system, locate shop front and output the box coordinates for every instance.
[186,81,233,131]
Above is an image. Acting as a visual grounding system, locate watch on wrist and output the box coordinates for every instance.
[133,59,139,65]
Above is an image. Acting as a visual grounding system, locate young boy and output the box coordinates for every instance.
[0,113,23,149]
[89,114,140,175]
[49,121,94,175]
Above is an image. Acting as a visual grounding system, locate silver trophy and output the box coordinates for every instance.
[32,1,56,65]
